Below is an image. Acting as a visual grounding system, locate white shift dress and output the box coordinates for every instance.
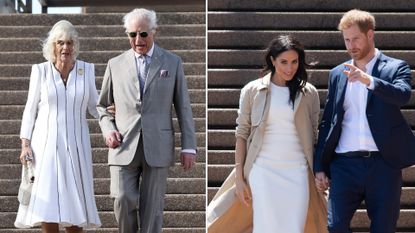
[249,83,309,233]
[15,60,101,229]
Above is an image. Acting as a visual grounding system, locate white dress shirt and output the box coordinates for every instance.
[134,43,154,66]
[335,49,380,153]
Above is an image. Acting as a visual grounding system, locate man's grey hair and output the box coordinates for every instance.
[42,20,79,63]
[123,8,158,32]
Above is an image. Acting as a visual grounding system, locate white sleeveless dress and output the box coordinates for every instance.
[15,61,101,229]
[249,83,309,233]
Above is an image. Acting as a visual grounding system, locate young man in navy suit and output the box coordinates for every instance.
[314,9,415,233]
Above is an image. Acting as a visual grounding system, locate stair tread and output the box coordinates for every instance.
[208,12,415,30]
[0,211,206,228]
[0,13,206,26]
[208,30,415,50]
[208,0,415,11]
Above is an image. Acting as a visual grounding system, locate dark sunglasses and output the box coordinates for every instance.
[126,31,149,38]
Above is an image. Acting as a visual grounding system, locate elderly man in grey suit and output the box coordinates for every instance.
[97,8,197,233]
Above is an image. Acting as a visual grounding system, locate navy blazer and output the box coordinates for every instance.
[314,52,415,176]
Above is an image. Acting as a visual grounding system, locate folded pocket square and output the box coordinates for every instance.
[160,70,169,78]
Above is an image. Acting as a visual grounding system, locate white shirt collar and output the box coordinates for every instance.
[134,43,155,58]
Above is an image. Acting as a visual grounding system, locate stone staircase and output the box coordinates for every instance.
[207,0,415,232]
[0,11,205,232]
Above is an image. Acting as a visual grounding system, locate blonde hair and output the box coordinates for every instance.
[42,20,79,63]
[338,9,376,33]
[123,8,158,32]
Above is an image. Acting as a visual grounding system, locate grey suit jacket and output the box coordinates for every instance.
[97,45,197,167]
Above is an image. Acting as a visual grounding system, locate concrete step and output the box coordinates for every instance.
[207,165,233,186]
[0,24,205,38]
[0,178,205,195]
[208,50,415,69]
[0,118,206,135]
[207,164,415,187]
[208,108,237,128]
[0,132,206,149]
[0,194,205,212]
[0,50,205,64]
[208,108,415,128]
[354,209,415,229]
[86,4,205,13]
[0,75,206,90]
[0,147,206,165]
[0,103,206,120]
[208,30,415,50]
[0,89,205,105]
[207,68,415,88]
[0,228,205,233]
[208,130,235,150]
[208,68,261,88]
[207,88,415,109]
[207,187,217,202]
[0,211,205,228]
[208,12,415,30]
[208,0,415,12]
[0,63,205,77]
[208,150,234,164]
[0,163,205,180]
[207,88,244,107]
[0,37,205,52]
[0,13,205,26]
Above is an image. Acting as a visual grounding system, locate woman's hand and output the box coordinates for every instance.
[20,139,33,165]
[235,176,252,207]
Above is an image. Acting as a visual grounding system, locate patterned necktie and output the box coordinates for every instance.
[139,55,149,97]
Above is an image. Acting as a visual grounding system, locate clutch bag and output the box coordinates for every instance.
[17,159,35,205]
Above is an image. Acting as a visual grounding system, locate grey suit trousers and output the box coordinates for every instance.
[110,139,169,233]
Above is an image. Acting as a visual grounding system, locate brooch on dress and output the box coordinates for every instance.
[77,68,84,76]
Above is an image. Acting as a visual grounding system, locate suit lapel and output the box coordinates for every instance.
[124,49,141,99]
[335,63,349,110]
[144,45,163,94]
[367,54,386,104]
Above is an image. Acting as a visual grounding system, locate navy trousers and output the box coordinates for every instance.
[327,154,402,233]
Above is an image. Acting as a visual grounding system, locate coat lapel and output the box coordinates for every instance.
[293,89,303,114]
[367,54,386,104]
[258,74,271,126]
[144,45,163,94]
[335,63,349,110]
[124,49,141,99]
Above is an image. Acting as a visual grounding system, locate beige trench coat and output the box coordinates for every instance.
[207,74,328,233]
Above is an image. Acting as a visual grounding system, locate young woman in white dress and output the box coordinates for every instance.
[234,35,324,233]
[15,20,101,233]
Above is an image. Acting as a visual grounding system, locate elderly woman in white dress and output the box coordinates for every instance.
[15,20,101,233]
